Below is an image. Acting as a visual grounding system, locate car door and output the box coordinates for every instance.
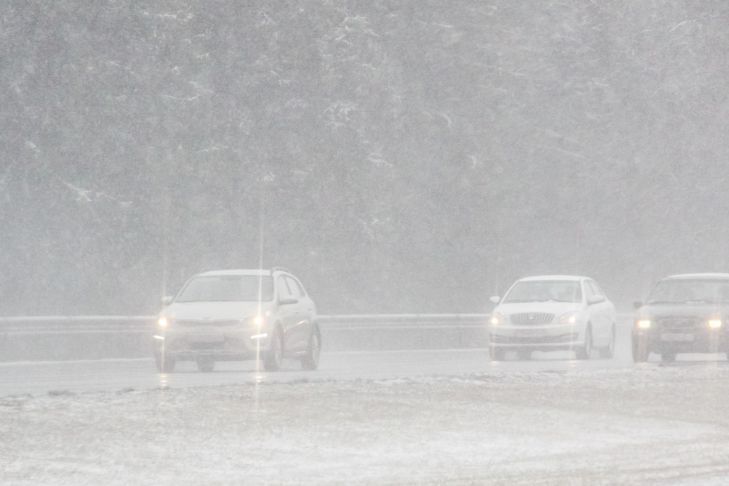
[284,275,314,352]
[586,280,612,347]
[276,275,300,351]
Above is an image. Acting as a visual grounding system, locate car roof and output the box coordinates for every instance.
[662,273,729,281]
[518,275,588,282]
[196,269,286,277]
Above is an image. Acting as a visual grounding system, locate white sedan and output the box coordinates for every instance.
[488,275,616,361]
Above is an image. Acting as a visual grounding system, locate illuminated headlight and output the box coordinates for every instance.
[558,312,579,325]
[636,319,651,330]
[252,315,265,328]
[157,316,170,328]
[708,319,722,329]
[490,312,505,326]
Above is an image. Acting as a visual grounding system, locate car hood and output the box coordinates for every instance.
[495,302,584,315]
[162,301,271,320]
[638,303,729,319]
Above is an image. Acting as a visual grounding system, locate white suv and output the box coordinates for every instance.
[488,275,616,361]
[153,268,320,373]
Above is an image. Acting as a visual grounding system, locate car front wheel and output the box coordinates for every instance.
[301,330,321,370]
[599,325,616,359]
[196,357,215,372]
[632,335,649,362]
[263,327,283,371]
[576,327,593,360]
[154,351,176,373]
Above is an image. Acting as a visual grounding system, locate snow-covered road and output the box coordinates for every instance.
[3,364,729,485]
[4,320,729,484]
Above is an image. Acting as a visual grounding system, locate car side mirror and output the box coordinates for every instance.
[489,296,501,304]
[279,297,299,306]
[633,301,643,309]
[161,295,173,306]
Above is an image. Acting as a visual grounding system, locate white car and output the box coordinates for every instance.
[488,275,616,360]
[153,268,320,373]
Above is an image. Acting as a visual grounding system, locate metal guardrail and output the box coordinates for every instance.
[0,314,491,334]
[0,314,492,361]
[0,313,633,361]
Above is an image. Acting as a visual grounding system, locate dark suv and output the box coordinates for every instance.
[633,273,729,363]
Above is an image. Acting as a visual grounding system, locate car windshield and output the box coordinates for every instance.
[503,280,582,303]
[647,279,729,304]
[175,275,273,303]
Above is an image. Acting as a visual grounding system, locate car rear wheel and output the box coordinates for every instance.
[600,325,616,359]
[196,357,215,373]
[263,327,283,371]
[301,330,321,370]
[576,327,593,360]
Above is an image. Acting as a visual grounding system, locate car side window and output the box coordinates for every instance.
[591,281,605,299]
[586,281,604,301]
[286,276,306,297]
[583,281,595,301]
[277,276,293,300]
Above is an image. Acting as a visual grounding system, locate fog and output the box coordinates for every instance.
[3,1,729,316]
[5,2,729,484]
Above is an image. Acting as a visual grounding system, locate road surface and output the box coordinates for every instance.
[0,320,640,396]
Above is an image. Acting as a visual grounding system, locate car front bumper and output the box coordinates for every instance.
[489,324,584,350]
[153,328,272,360]
[633,328,728,353]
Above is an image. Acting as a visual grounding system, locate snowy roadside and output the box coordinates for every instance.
[3,365,729,485]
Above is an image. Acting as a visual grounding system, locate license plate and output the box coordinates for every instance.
[660,333,694,342]
[190,333,224,344]
[514,328,542,337]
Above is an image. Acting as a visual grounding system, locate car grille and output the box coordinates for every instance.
[176,319,241,328]
[658,317,700,331]
[491,333,578,344]
[509,313,555,325]
[190,342,225,350]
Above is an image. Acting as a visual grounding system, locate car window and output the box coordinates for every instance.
[586,281,603,300]
[503,281,582,303]
[277,276,293,300]
[590,281,606,298]
[648,279,729,304]
[583,281,595,299]
[176,275,274,302]
[286,276,306,297]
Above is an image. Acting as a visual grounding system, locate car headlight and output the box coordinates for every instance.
[636,319,651,330]
[490,312,505,326]
[157,316,171,329]
[252,315,265,328]
[558,312,579,325]
[708,319,722,329]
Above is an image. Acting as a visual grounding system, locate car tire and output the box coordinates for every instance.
[263,327,284,372]
[576,326,593,360]
[632,336,649,362]
[196,357,215,373]
[154,351,176,373]
[517,349,531,361]
[660,352,676,363]
[301,328,321,370]
[490,347,505,361]
[600,325,616,359]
